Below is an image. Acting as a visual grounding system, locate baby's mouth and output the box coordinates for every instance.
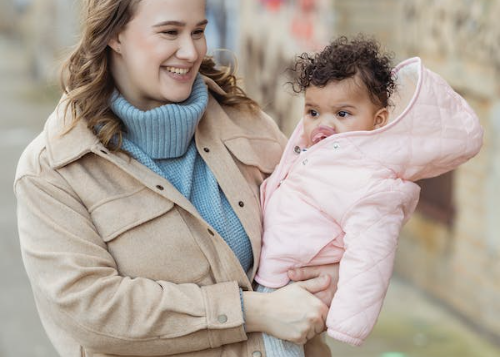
[311,126,336,144]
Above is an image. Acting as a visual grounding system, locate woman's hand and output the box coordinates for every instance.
[244,276,329,344]
[288,263,340,307]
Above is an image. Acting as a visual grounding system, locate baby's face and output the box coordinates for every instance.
[302,76,388,147]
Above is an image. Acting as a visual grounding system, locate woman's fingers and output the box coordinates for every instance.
[249,282,329,344]
[288,263,339,283]
[288,265,323,281]
[314,288,335,308]
[286,282,329,344]
[295,275,330,294]
[303,302,328,343]
[289,263,340,307]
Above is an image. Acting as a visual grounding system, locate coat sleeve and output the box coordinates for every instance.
[326,180,420,346]
[15,172,247,356]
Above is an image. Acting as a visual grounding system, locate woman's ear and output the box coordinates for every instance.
[373,107,389,129]
[108,34,122,54]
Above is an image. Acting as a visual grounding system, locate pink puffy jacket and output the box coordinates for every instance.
[255,58,483,346]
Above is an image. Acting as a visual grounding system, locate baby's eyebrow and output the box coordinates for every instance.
[331,104,356,110]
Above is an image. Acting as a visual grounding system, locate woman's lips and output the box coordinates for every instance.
[162,66,193,82]
[311,125,336,144]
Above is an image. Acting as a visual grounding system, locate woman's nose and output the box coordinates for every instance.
[176,37,198,62]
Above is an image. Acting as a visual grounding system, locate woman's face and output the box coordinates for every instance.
[109,0,207,110]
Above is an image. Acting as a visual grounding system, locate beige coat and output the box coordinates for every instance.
[14,78,331,357]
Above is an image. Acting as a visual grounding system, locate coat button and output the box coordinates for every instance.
[332,142,340,149]
[217,314,228,323]
[252,352,262,357]
[203,147,210,153]
[238,201,245,207]
[294,145,301,154]
[207,228,215,236]
[156,185,164,191]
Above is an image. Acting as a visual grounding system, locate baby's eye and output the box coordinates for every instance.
[337,111,350,118]
[308,109,319,117]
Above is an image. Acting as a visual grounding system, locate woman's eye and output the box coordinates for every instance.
[192,29,205,39]
[161,30,178,36]
[337,111,350,118]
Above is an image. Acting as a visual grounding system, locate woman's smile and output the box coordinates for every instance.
[161,65,194,83]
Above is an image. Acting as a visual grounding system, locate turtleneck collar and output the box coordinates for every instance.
[110,74,209,159]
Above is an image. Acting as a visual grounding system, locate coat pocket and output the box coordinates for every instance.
[90,186,174,242]
[89,187,211,284]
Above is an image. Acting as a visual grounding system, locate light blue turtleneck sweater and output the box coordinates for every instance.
[110,75,253,273]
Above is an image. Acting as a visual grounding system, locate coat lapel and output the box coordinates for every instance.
[196,96,263,281]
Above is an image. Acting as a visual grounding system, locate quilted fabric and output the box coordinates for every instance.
[255,58,483,346]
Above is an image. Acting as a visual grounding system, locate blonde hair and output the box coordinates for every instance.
[60,0,258,151]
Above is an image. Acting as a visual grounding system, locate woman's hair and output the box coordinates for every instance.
[289,35,396,107]
[60,0,258,151]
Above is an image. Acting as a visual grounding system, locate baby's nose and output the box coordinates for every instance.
[321,115,337,127]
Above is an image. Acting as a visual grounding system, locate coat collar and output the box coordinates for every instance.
[45,98,101,169]
[45,76,235,170]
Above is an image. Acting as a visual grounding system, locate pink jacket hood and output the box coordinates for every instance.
[354,57,483,181]
[287,57,482,182]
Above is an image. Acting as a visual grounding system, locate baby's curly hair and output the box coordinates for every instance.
[290,35,396,107]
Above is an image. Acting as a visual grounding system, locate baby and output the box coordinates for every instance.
[255,36,483,355]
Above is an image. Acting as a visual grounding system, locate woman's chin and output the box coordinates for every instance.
[156,88,191,105]
[158,82,194,104]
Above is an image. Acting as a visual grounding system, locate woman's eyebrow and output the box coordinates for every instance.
[153,19,208,27]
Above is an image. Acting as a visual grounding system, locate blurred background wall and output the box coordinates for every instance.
[1,0,80,81]
[237,0,500,346]
[1,0,499,356]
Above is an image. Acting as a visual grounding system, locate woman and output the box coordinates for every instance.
[15,0,338,356]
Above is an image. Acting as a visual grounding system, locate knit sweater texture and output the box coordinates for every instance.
[110,75,253,272]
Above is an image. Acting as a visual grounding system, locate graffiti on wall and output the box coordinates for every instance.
[240,0,335,133]
[257,0,334,51]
